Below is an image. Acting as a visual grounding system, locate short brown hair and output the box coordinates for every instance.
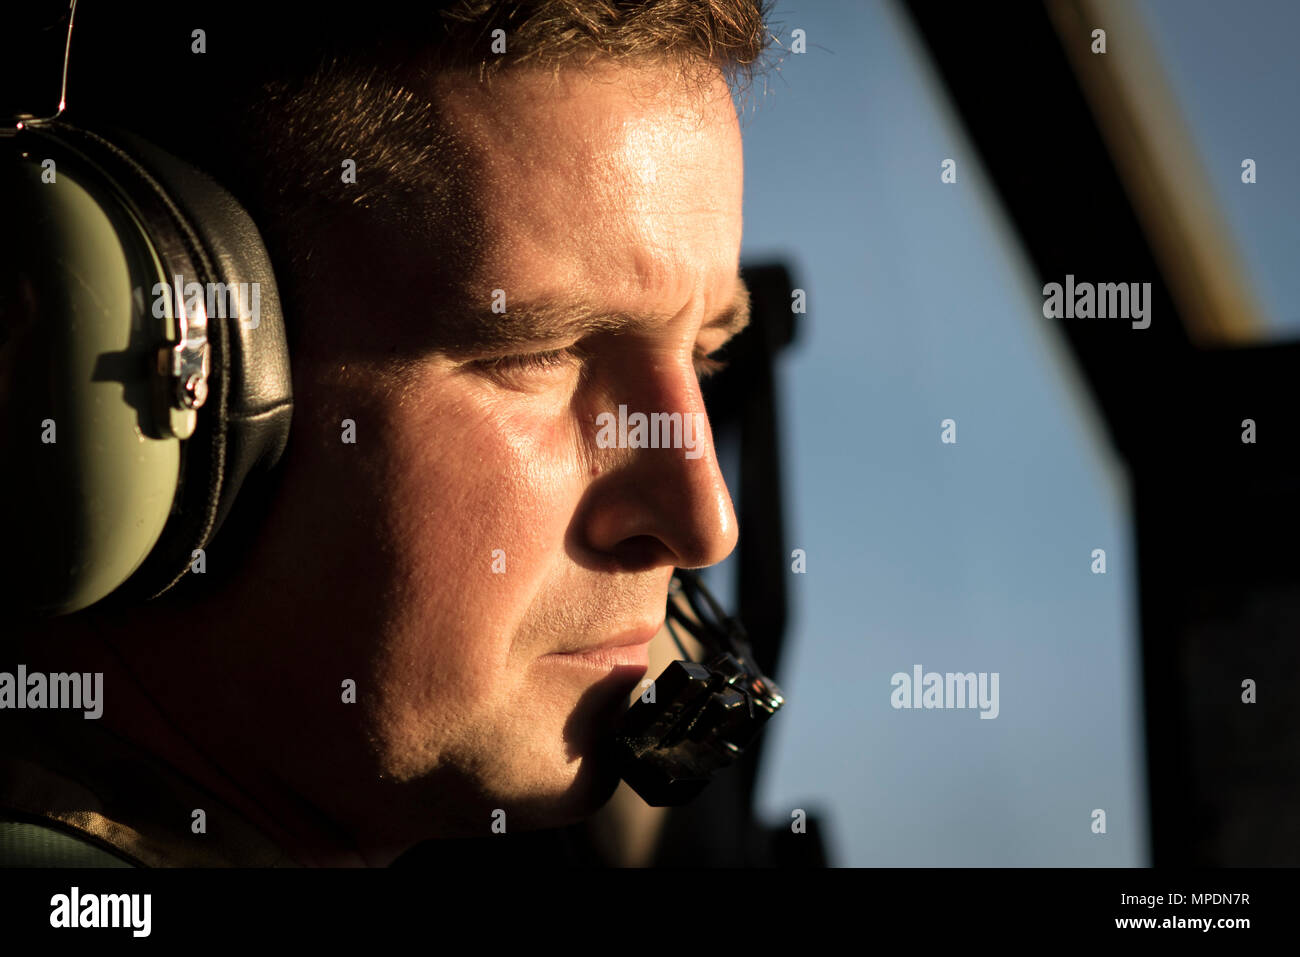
[435,0,773,85]
[252,1,775,262]
[73,1,775,343]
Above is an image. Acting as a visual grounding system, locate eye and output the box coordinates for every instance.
[470,344,593,385]
[481,348,572,374]
[471,342,729,385]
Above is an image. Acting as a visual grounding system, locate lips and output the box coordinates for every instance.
[549,620,663,658]
[545,643,652,670]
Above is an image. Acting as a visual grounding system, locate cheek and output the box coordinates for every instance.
[376,372,587,694]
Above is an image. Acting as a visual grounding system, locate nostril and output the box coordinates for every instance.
[611,535,672,573]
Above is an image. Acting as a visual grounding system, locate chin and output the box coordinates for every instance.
[506,679,640,830]
[477,752,617,835]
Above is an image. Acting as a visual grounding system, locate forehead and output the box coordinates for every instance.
[431,62,745,311]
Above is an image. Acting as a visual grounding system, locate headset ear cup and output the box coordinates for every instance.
[5,123,292,612]
[3,128,194,616]
[102,129,294,601]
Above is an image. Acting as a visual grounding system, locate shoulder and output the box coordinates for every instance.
[0,815,139,867]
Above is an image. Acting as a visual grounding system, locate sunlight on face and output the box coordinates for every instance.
[228,62,747,850]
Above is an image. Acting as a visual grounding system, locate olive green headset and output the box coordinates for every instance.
[1,4,293,617]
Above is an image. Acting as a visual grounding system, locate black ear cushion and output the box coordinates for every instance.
[114,130,293,534]
[51,124,293,601]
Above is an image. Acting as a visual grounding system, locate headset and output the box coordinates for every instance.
[608,567,784,806]
[2,2,292,617]
[1,1,783,807]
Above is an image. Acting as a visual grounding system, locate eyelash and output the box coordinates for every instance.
[692,352,729,379]
[478,345,730,380]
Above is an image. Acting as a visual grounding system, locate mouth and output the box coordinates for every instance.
[543,644,651,670]
[541,620,663,670]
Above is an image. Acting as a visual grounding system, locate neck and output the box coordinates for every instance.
[18,609,406,867]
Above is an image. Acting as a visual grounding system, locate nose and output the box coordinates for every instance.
[579,364,738,572]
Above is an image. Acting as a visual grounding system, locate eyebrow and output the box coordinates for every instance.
[443,276,751,354]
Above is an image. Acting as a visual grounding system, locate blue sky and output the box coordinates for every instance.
[727,0,1298,867]
[727,0,1149,866]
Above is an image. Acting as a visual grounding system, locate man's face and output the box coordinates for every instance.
[232,62,745,850]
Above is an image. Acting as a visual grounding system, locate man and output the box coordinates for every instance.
[1,1,772,866]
